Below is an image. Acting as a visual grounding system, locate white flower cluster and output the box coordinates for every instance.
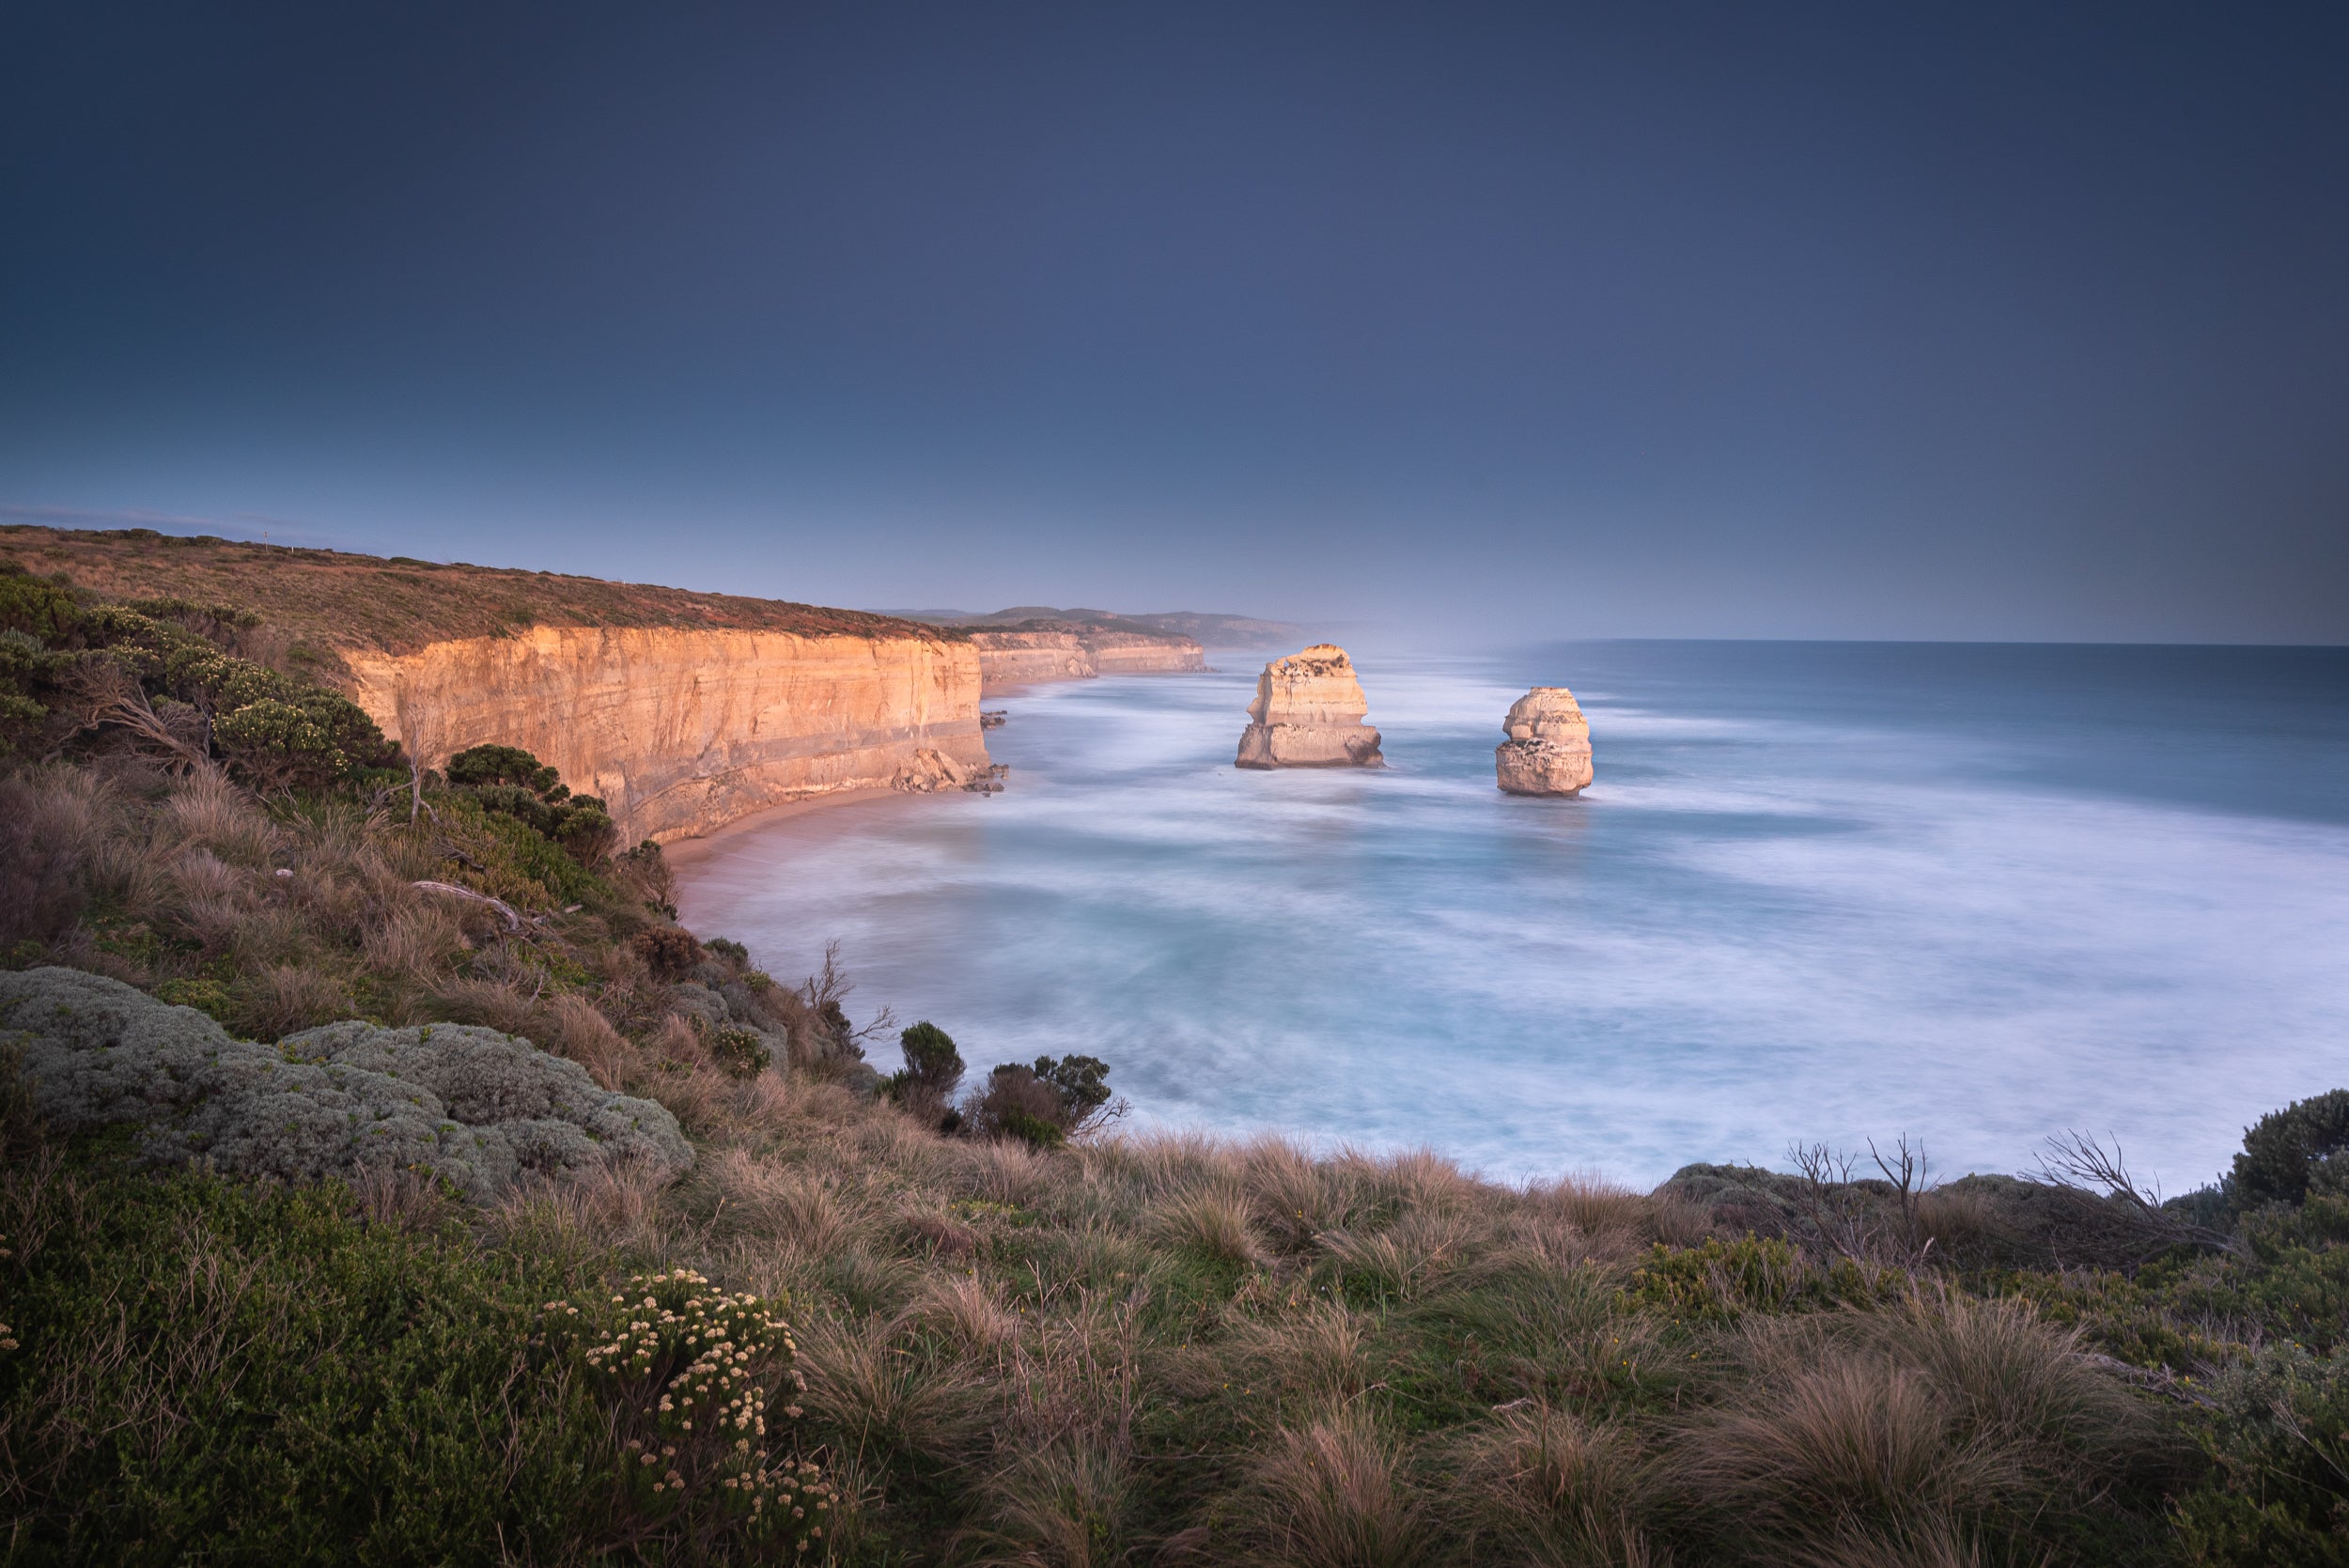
[0,967,692,1200]
[552,1268,833,1549]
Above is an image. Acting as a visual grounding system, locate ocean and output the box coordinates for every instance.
[675,642,2349,1190]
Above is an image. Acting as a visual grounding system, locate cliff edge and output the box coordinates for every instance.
[1,525,990,843]
[1235,644,1384,768]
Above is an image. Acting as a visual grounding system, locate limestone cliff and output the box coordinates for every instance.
[1235,644,1384,768]
[971,628,1207,694]
[343,627,988,844]
[1495,687,1593,796]
[0,526,999,846]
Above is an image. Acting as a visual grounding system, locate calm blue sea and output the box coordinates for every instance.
[676,643,2349,1189]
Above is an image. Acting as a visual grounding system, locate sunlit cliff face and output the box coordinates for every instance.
[345,626,988,843]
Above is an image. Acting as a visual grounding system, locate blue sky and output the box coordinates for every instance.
[3,3,2343,642]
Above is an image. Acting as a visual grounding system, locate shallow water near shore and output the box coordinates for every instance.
[677,642,2349,1188]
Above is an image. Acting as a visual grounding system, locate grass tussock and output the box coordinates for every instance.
[1248,1407,1429,1568]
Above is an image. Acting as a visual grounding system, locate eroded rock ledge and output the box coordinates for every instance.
[1236,644,1384,768]
[1495,686,1593,796]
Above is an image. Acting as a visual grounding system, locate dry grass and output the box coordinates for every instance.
[1,522,955,657]
[898,1272,1021,1353]
[795,1317,991,1470]
[1455,1401,1654,1568]
[1221,1299,1375,1402]
[1319,1208,1482,1302]
[2,749,2183,1564]
[1658,1294,2151,1561]
[966,1438,1143,1568]
[1154,1181,1265,1265]
[544,992,631,1087]
[1248,1407,1429,1568]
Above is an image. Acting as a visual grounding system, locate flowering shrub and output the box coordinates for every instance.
[708,1024,774,1079]
[541,1268,843,1558]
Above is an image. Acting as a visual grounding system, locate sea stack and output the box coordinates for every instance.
[1235,644,1384,768]
[1495,687,1593,796]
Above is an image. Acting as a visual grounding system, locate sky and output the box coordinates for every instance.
[2,3,2343,644]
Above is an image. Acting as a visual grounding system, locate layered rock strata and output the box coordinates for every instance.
[1235,644,1384,768]
[343,626,989,844]
[970,629,1207,694]
[1495,687,1594,796]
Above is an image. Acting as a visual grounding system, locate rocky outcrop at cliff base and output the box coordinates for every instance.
[0,967,692,1199]
[1495,686,1593,796]
[1236,644,1384,768]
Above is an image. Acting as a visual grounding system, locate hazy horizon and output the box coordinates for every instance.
[5,5,2344,644]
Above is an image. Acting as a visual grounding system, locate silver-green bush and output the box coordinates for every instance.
[0,966,691,1199]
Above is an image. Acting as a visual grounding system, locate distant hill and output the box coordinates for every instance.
[0,524,963,659]
[1121,611,1305,648]
[881,606,1305,648]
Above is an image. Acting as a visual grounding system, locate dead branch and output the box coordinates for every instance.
[409,879,522,932]
[58,660,211,771]
[2036,1130,2244,1260]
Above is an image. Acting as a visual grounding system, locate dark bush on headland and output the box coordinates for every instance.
[631,924,705,982]
[2233,1089,2349,1208]
[445,741,618,865]
[960,1053,1119,1148]
[0,561,397,789]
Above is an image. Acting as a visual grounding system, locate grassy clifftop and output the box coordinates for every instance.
[2,560,2344,1564]
[0,524,964,659]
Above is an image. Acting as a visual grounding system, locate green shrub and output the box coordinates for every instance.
[1624,1235,1908,1325]
[897,1021,964,1095]
[1032,1052,1112,1122]
[708,1024,773,1079]
[2172,1342,2349,1564]
[0,1163,615,1562]
[0,562,81,641]
[150,974,237,1028]
[446,743,562,793]
[2234,1090,2349,1209]
[1002,1109,1066,1150]
[444,744,616,866]
[633,925,704,982]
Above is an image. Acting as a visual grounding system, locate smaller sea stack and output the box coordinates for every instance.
[1495,687,1593,796]
[1235,644,1384,768]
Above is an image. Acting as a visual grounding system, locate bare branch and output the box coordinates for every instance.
[2035,1130,2244,1261]
[409,879,523,932]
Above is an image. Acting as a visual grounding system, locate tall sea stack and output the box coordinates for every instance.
[1235,644,1384,768]
[1495,687,1593,796]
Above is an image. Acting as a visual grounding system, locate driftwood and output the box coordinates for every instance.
[409,879,522,932]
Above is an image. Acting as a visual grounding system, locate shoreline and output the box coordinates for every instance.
[659,785,931,874]
[666,664,1234,873]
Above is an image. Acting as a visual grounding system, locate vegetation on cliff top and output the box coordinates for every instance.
[0,569,2344,1565]
[0,523,970,660]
